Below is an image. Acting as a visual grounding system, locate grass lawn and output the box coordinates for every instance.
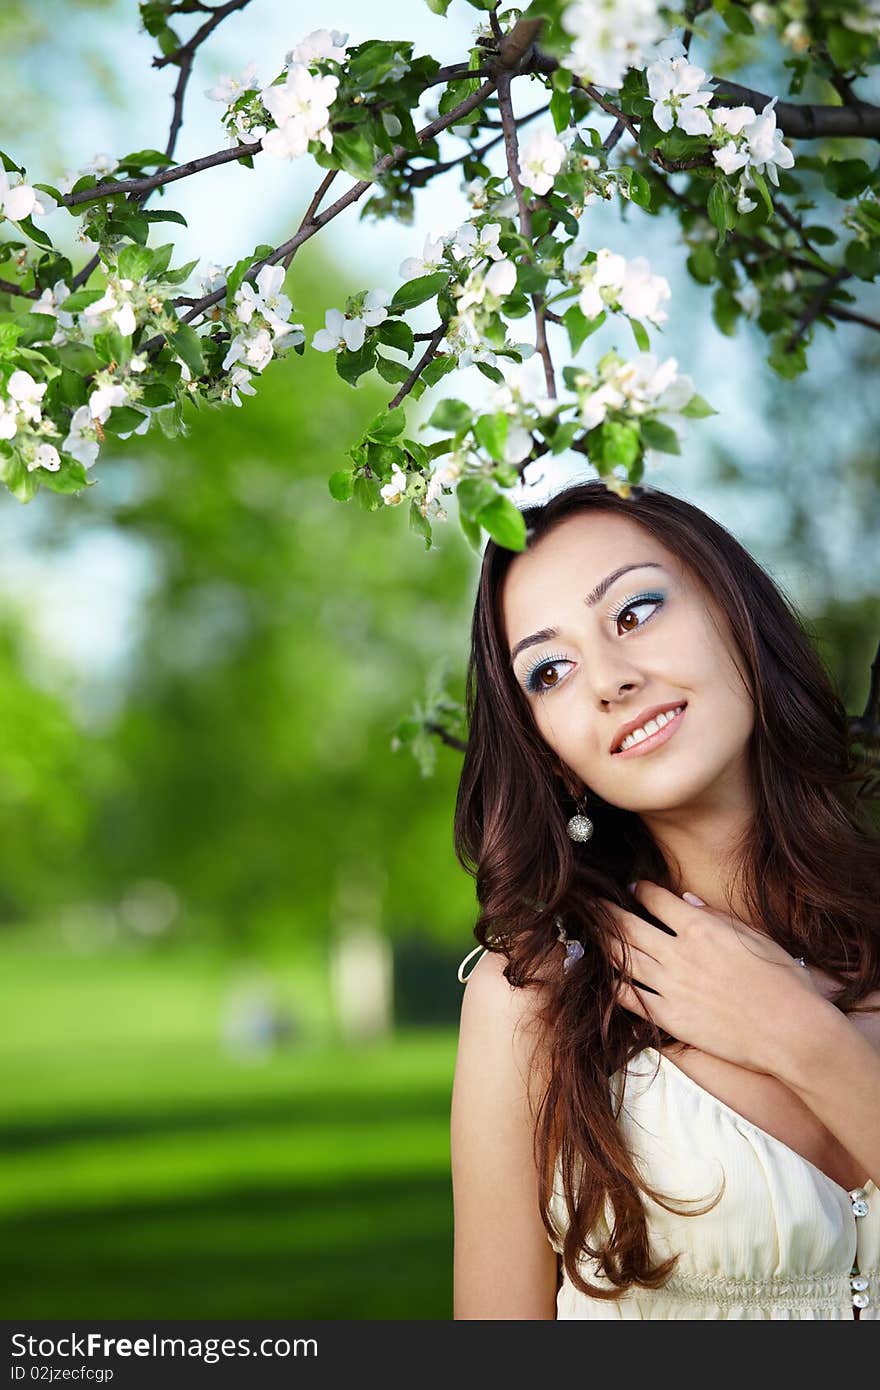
[0,929,458,1319]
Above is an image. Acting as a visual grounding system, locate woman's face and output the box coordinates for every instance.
[500,510,756,816]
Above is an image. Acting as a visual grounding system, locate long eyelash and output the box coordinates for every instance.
[609,590,666,625]
[523,592,666,697]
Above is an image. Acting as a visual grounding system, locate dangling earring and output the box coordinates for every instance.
[567,792,594,842]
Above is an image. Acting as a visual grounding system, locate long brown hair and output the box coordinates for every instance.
[453,479,880,1299]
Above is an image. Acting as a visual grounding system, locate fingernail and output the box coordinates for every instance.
[627,881,637,893]
[682,892,706,906]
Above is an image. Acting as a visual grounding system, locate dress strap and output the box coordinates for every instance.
[457,944,488,983]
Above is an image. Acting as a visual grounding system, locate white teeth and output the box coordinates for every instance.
[618,705,684,752]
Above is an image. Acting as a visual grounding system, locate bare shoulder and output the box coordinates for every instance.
[451,947,560,1319]
[457,948,554,1093]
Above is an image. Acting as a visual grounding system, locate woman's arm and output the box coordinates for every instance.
[450,949,560,1319]
[771,995,880,1188]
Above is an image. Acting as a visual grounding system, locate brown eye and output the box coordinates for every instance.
[618,608,640,632]
[540,664,561,689]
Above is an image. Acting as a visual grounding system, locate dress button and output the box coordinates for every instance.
[849,1187,867,1202]
[851,1198,870,1218]
[851,1275,869,1292]
[852,1292,871,1310]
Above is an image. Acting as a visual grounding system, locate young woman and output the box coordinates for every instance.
[450,479,880,1320]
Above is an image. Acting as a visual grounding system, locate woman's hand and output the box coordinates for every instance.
[600,880,827,1074]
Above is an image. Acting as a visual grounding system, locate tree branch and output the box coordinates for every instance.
[496,69,556,398]
[387,325,446,410]
[0,277,40,300]
[282,170,337,270]
[785,266,850,351]
[707,77,880,138]
[424,721,468,754]
[849,636,880,749]
[143,79,496,350]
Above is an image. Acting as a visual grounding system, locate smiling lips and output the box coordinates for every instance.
[611,704,688,759]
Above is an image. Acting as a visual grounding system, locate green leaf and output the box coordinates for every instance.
[102,405,148,435]
[170,324,205,376]
[548,419,580,455]
[456,475,497,519]
[365,408,407,442]
[330,128,376,181]
[425,0,453,13]
[628,317,650,352]
[844,239,880,281]
[823,159,873,199]
[767,332,807,379]
[375,353,411,385]
[160,259,199,287]
[550,89,571,134]
[63,288,105,312]
[707,181,734,235]
[680,393,718,418]
[328,469,355,501]
[377,319,415,355]
[93,327,129,366]
[336,341,377,385]
[473,412,509,462]
[563,304,605,354]
[596,419,640,468]
[714,0,754,34]
[116,148,176,171]
[475,361,504,384]
[15,216,52,249]
[420,354,456,386]
[390,272,449,312]
[118,243,153,282]
[628,171,652,210]
[428,398,471,432]
[144,209,188,227]
[640,418,680,454]
[477,493,526,552]
[352,474,381,511]
[40,460,91,494]
[16,314,57,347]
[749,168,774,220]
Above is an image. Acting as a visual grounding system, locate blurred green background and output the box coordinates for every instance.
[1,0,879,1319]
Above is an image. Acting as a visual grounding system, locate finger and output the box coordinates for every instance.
[608,938,661,985]
[615,979,653,1020]
[630,880,696,931]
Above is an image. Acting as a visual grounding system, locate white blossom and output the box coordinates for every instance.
[380,463,408,506]
[261,65,339,159]
[741,97,795,186]
[80,153,119,178]
[205,62,259,104]
[228,367,258,407]
[399,234,446,281]
[27,443,61,473]
[83,285,138,338]
[444,312,499,371]
[0,399,18,439]
[8,370,47,423]
[0,170,39,222]
[448,221,503,264]
[88,383,128,422]
[646,45,714,137]
[62,405,100,468]
[579,351,694,429]
[312,291,388,353]
[519,130,566,196]
[561,0,666,88]
[223,326,274,372]
[288,29,349,65]
[32,280,74,344]
[617,257,671,325]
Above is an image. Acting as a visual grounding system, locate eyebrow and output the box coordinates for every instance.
[508,562,667,667]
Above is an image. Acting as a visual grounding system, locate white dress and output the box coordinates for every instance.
[549,1047,878,1319]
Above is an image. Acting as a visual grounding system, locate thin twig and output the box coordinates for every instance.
[155,0,254,156]
[407,104,546,189]
[497,70,556,398]
[825,305,880,332]
[63,139,263,207]
[388,325,446,410]
[0,277,40,300]
[283,170,337,269]
[424,721,468,753]
[785,266,850,351]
